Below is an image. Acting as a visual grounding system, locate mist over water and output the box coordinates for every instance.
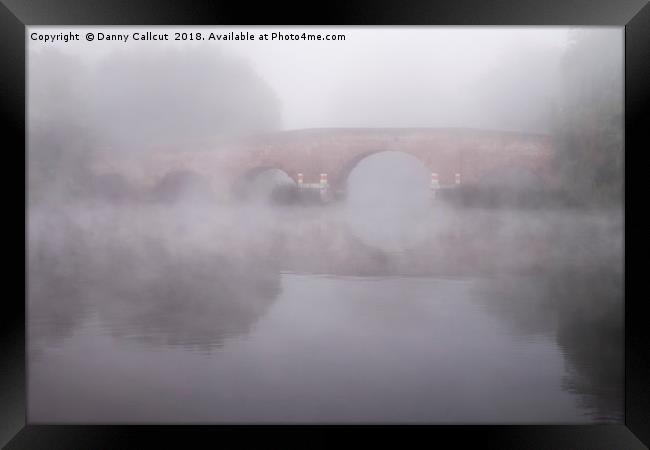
[27,27,623,423]
[28,197,623,423]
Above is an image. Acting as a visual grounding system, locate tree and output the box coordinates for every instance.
[86,46,282,148]
[552,29,623,207]
[28,46,282,204]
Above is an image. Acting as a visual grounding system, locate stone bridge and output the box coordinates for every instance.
[91,127,557,200]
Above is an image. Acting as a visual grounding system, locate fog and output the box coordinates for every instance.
[27,27,623,423]
[28,27,576,138]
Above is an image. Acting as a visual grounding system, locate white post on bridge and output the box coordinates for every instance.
[455,173,461,185]
[431,172,440,199]
[297,172,303,187]
[320,173,329,202]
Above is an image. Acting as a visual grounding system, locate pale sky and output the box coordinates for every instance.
[28,26,621,133]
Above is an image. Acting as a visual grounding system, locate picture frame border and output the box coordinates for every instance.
[2,0,648,447]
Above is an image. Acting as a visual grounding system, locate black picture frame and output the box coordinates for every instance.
[2,0,648,448]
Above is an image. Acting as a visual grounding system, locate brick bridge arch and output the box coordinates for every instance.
[328,149,445,191]
[91,128,557,199]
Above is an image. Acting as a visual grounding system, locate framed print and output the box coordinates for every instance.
[1,0,648,448]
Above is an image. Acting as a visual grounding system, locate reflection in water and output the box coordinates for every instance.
[93,253,281,351]
[476,268,623,422]
[28,205,282,354]
[28,198,623,423]
[552,268,623,422]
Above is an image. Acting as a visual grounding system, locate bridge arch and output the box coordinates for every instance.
[340,150,435,210]
[88,172,136,203]
[334,149,437,194]
[231,166,298,204]
[342,150,434,252]
[477,165,544,190]
[151,169,215,204]
[443,164,550,208]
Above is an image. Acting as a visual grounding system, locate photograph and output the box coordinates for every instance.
[26,26,624,424]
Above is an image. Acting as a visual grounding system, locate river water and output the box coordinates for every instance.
[27,201,623,423]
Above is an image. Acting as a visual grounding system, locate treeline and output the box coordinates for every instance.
[442,29,623,210]
[28,47,281,206]
[550,29,623,208]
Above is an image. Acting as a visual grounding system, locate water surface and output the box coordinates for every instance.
[28,203,623,423]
